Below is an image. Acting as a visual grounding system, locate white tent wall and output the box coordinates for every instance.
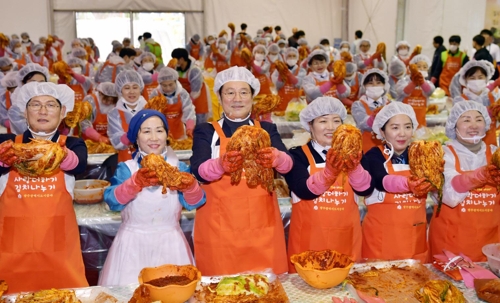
[0,0,51,44]
[404,0,487,59]
[203,0,343,47]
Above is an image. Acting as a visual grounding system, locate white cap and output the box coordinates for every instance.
[299,97,347,132]
[115,70,145,95]
[213,66,260,97]
[445,99,491,139]
[15,81,75,117]
[372,102,418,140]
[458,60,495,86]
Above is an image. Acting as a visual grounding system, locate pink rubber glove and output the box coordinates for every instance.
[421,81,432,94]
[383,175,410,193]
[198,158,226,181]
[152,72,159,82]
[332,297,357,303]
[252,62,262,73]
[120,133,131,145]
[114,176,141,204]
[59,147,79,171]
[72,72,86,84]
[319,81,334,94]
[430,77,437,84]
[403,81,416,95]
[366,112,376,128]
[180,181,204,205]
[488,77,500,91]
[287,72,298,85]
[336,83,347,95]
[451,165,491,193]
[3,120,10,129]
[306,150,342,195]
[341,98,354,107]
[364,58,373,66]
[186,119,195,136]
[83,127,102,142]
[348,163,371,192]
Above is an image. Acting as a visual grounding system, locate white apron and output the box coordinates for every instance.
[98,147,194,286]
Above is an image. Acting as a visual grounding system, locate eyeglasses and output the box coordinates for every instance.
[27,102,60,112]
[222,90,252,100]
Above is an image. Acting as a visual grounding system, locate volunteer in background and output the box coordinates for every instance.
[20,32,34,54]
[71,47,94,77]
[429,101,500,261]
[430,36,447,88]
[340,62,363,109]
[81,82,118,143]
[0,71,18,133]
[28,44,49,69]
[353,39,386,74]
[99,109,205,285]
[136,52,159,101]
[395,41,411,66]
[0,82,87,293]
[387,56,406,99]
[186,34,205,61]
[190,66,292,276]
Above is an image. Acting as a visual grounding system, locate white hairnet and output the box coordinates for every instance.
[71,38,82,47]
[192,34,200,42]
[1,71,19,88]
[299,97,347,132]
[32,44,45,54]
[252,44,268,56]
[340,41,350,49]
[268,43,280,53]
[298,38,308,46]
[360,68,390,95]
[256,29,264,35]
[21,32,29,38]
[213,66,261,97]
[409,54,431,67]
[96,82,118,97]
[311,44,327,52]
[279,33,286,40]
[458,60,495,86]
[285,47,298,58]
[346,62,358,75]
[67,57,85,67]
[157,67,179,82]
[15,81,75,116]
[71,47,87,58]
[9,39,20,51]
[138,51,156,63]
[81,38,90,46]
[115,70,145,94]
[0,57,13,68]
[277,39,287,46]
[17,63,50,86]
[388,56,406,76]
[217,37,227,44]
[307,49,330,65]
[112,41,123,51]
[445,100,491,139]
[372,102,418,140]
[395,40,411,50]
[360,39,372,47]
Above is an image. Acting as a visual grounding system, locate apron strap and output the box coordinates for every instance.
[377,145,396,174]
[301,144,318,172]
[118,110,129,132]
[361,99,373,114]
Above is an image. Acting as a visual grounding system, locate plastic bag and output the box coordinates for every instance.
[285,97,307,121]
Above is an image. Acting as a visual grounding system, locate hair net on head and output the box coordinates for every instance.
[372,102,418,140]
[299,97,347,132]
[32,44,45,54]
[311,44,327,52]
[217,37,227,44]
[359,39,372,47]
[17,63,50,86]
[388,56,406,76]
[127,109,169,144]
[360,68,390,95]
[445,100,491,139]
[285,47,298,58]
[157,67,179,83]
[307,49,330,65]
[81,38,90,46]
[1,71,19,88]
[71,38,82,46]
[115,70,145,94]
[15,81,75,116]
[214,66,261,97]
[0,57,13,68]
[112,41,123,51]
[96,82,118,97]
[268,44,280,53]
[409,54,431,67]
[257,37,267,45]
[279,33,286,40]
[9,39,20,50]
[21,32,29,38]
[340,41,350,49]
[458,60,494,86]
[192,34,200,42]
[395,41,411,50]
[138,51,156,63]
[252,44,268,56]
[67,57,85,68]
[256,29,264,35]
[277,39,287,46]
[346,62,358,75]
[71,47,87,58]
[298,38,308,45]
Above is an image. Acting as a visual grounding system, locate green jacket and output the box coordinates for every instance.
[146,41,163,64]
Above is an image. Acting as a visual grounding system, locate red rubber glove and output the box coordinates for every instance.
[219,150,244,173]
[169,172,196,191]
[133,168,159,188]
[325,149,344,181]
[487,164,500,184]
[0,140,17,167]
[408,176,434,197]
[98,136,111,144]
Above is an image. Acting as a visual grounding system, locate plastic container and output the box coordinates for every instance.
[74,180,110,204]
[290,249,354,289]
[482,243,500,276]
[138,264,201,303]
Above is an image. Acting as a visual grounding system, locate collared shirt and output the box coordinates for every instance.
[311,140,329,161]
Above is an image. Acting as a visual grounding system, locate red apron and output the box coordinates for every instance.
[462,93,497,146]
[91,93,109,137]
[84,62,91,77]
[29,54,41,67]
[0,135,87,293]
[429,146,500,261]
[439,52,463,96]
[165,95,185,139]
[5,91,11,134]
[178,75,209,114]
[204,53,215,70]
[315,78,337,98]
[54,44,63,62]
[69,83,85,102]
[189,41,201,60]
[361,146,428,262]
[348,74,360,101]
[276,67,300,112]
[360,101,383,153]
[287,145,362,272]
[391,75,399,86]
[99,61,124,83]
[403,87,427,127]
[215,51,230,73]
[118,110,132,162]
[14,56,27,69]
[194,121,287,275]
[142,80,158,101]
[252,64,272,96]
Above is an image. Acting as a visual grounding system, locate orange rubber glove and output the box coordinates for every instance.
[133,168,159,188]
[169,172,196,191]
[219,150,244,173]
[0,140,17,167]
[408,176,434,197]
